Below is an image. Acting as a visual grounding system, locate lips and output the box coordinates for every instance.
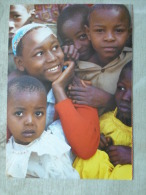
[103,47,116,52]
[118,104,131,113]
[22,130,35,137]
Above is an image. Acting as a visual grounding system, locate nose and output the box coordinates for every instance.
[104,31,115,41]
[24,114,34,126]
[45,51,57,62]
[9,20,15,29]
[122,89,131,102]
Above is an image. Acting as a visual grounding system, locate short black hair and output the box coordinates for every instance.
[57,4,90,40]
[8,75,47,98]
[119,60,132,80]
[88,4,131,27]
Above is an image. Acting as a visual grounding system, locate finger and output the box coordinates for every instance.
[100,134,108,147]
[72,99,88,105]
[67,45,75,57]
[106,137,113,146]
[62,45,69,55]
[68,86,87,92]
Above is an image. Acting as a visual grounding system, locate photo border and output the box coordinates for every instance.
[0,0,146,194]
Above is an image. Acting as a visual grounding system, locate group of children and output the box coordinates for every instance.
[7,4,132,179]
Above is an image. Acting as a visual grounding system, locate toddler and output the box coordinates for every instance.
[6,75,79,179]
[73,61,132,180]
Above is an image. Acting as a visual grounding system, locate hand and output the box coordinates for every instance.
[52,61,75,102]
[68,82,112,108]
[99,133,113,150]
[106,145,132,166]
[62,45,79,61]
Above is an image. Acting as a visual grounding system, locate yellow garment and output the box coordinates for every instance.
[73,108,132,180]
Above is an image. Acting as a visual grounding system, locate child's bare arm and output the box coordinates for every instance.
[106,145,132,166]
[68,81,115,109]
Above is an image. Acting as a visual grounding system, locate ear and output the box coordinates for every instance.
[14,56,25,72]
[84,25,91,40]
[128,27,132,36]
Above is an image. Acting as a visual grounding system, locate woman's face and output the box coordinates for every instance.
[17,27,64,83]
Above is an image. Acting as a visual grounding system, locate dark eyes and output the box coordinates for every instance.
[79,34,87,40]
[64,40,73,46]
[15,111,23,117]
[35,111,44,117]
[13,15,21,19]
[117,86,125,91]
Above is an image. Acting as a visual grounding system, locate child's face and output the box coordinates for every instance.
[61,14,93,61]
[88,8,131,64]
[9,5,32,39]
[16,28,64,83]
[7,90,46,145]
[115,68,131,122]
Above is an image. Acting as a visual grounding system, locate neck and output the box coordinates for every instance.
[41,80,52,93]
[116,113,131,127]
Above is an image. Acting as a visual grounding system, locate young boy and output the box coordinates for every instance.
[73,61,132,180]
[57,4,96,62]
[8,23,100,160]
[68,4,132,115]
[7,75,79,178]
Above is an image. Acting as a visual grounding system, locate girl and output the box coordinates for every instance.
[9,23,100,160]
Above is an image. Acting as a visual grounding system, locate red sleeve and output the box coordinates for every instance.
[55,98,100,159]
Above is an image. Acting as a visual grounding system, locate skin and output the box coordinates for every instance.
[68,7,131,110]
[7,90,46,145]
[60,14,95,61]
[14,27,75,103]
[86,8,131,67]
[9,5,35,39]
[99,68,132,166]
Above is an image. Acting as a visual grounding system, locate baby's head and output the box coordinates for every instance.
[115,61,132,126]
[7,75,47,145]
[12,23,64,85]
[9,4,35,40]
[87,4,131,66]
[57,4,94,61]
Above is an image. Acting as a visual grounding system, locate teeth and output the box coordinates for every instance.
[47,65,59,72]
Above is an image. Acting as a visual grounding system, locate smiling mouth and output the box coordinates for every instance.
[47,65,60,72]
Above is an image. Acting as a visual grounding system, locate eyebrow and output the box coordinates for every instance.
[32,37,59,51]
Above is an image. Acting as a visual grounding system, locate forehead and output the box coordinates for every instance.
[119,68,132,82]
[10,5,28,13]
[63,14,84,29]
[90,8,129,25]
[22,28,56,46]
[8,89,46,105]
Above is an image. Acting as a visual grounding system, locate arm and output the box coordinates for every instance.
[68,80,115,110]
[55,98,100,159]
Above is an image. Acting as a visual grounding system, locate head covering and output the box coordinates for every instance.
[12,23,56,56]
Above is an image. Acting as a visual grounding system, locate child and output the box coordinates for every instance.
[6,75,79,178]
[68,4,132,115]
[9,4,35,74]
[57,4,96,62]
[9,23,100,160]
[73,61,132,180]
